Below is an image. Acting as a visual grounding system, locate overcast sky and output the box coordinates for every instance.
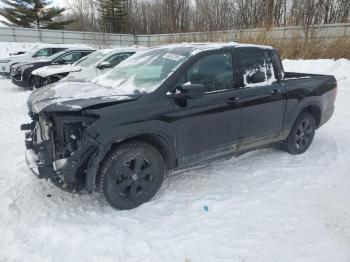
[52,0,66,8]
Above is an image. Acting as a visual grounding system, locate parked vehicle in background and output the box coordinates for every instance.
[32,47,145,88]
[21,43,337,210]
[11,48,96,89]
[0,44,76,78]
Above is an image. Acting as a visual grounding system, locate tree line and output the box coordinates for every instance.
[0,0,349,33]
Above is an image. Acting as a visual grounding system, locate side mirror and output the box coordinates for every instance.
[249,70,266,84]
[173,83,205,99]
[97,61,112,69]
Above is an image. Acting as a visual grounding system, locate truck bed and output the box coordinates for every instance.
[284,72,334,80]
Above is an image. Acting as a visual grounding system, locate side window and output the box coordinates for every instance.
[82,51,93,57]
[178,52,233,93]
[32,48,50,58]
[237,50,276,88]
[52,48,65,54]
[54,52,83,64]
[105,52,134,67]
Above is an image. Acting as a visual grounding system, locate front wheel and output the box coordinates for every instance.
[98,141,165,210]
[283,112,316,154]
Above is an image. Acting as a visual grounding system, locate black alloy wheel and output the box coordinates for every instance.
[284,112,316,154]
[98,141,165,210]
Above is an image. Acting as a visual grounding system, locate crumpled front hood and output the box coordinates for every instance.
[32,65,82,77]
[28,81,139,113]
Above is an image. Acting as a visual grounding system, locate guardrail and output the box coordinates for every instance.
[0,23,349,47]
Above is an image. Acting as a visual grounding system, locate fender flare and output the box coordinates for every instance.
[289,100,322,130]
[84,131,176,193]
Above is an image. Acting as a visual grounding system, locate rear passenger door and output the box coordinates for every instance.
[235,49,285,151]
[172,51,241,166]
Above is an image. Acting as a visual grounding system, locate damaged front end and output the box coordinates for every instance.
[21,111,99,193]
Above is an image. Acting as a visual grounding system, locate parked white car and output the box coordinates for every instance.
[0,44,78,78]
[32,47,146,88]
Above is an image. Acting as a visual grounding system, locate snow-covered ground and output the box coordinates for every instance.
[0,58,349,262]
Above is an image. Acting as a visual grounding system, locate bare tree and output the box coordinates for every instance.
[61,0,350,34]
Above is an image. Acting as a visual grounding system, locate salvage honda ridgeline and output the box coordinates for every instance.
[21,43,337,210]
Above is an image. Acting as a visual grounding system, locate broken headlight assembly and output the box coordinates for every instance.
[53,116,96,160]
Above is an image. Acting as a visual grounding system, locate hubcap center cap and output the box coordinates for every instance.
[132,174,138,181]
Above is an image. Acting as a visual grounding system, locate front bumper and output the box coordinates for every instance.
[25,149,40,176]
[11,74,28,88]
[22,119,98,192]
[25,148,55,179]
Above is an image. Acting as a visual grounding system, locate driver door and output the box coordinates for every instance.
[170,51,241,166]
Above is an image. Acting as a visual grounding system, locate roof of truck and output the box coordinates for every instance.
[152,42,273,56]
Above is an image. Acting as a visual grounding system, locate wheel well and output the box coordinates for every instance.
[110,134,176,170]
[9,62,19,69]
[302,105,321,127]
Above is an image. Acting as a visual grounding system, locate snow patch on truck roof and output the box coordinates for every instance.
[152,42,273,56]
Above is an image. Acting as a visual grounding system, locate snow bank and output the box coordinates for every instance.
[283,58,350,80]
[0,59,349,262]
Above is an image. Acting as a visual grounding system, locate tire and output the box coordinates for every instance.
[98,141,165,210]
[283,112,316,154]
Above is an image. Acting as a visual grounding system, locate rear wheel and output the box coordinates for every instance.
[283,112,316,154]
[98,141,165,210]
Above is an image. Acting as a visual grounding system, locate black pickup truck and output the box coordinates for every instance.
[21,43,337,209]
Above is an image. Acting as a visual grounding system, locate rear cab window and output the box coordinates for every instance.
[236,49,276,88]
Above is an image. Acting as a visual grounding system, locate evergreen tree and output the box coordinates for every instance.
[0,0,73,29]
[98,0,127,33]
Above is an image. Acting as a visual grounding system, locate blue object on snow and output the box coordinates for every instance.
[203,205,209,212]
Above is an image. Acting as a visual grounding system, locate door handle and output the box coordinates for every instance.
[271,89,281,95]
[226,97,240,104]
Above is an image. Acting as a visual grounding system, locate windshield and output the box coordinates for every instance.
[93,47,191,95]
[29,44,41,55]
[76,50,112,67]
